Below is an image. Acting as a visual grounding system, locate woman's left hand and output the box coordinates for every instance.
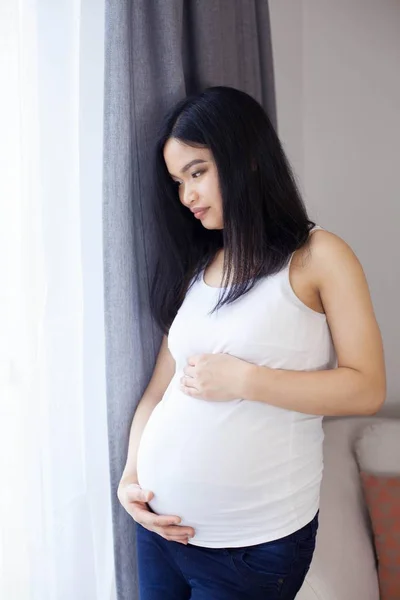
[180,353,252,401]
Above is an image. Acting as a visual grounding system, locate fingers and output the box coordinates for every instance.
[139,510,182,528]
[133,507,195,542]
[124,492,182,528]
[156,527,194,545]
[126,484,154,504]
[156,525,195,538]
[120,483,196,543]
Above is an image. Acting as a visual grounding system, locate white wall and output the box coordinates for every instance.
[270,0,400,412]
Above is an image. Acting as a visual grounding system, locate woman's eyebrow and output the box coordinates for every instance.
[170,159,207,177]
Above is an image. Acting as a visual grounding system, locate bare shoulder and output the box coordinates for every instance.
[309,227,356,257]
[290,227,362,299]
[306,228,365,288]
[291,228,355,269]
[288,228,355,315]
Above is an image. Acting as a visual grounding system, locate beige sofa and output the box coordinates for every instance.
[297,417,383,600]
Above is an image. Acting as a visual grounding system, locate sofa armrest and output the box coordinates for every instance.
[296,417,380,600]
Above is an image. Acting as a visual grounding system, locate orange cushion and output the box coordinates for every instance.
[360,472,400,600]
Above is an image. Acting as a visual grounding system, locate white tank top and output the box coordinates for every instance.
[137,225,337,548]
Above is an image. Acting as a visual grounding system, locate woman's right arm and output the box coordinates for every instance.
[117,335,196,543]
[119,333,175,485]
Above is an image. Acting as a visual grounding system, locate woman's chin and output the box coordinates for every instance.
[201,216,224,230]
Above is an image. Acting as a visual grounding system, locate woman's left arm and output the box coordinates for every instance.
[242,230,386,416]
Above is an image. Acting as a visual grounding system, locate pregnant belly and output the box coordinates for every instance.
[136,385,295,544]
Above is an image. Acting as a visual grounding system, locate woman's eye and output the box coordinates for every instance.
[172,170,203,188]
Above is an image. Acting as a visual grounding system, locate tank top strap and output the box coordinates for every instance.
[286,224,324,271]
[281,225,326,315]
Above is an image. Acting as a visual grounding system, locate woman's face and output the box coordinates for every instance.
[163,138,224,230]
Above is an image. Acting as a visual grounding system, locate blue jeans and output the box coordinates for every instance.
[136,512,319,599]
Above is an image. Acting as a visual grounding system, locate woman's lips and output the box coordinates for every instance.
[194,208,209,219]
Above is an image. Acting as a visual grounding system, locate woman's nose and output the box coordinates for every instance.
[182,187,198,208]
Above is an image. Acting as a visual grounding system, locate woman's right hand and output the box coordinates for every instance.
[117,480,195,545]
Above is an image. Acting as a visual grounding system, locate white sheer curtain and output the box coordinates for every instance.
[0,1,116,599]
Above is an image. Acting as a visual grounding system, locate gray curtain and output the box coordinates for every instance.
[103,1,276,598]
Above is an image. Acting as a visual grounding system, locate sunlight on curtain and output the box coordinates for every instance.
[0,1,115,599]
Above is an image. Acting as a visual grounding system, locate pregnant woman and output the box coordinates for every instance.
[117,86,386,599]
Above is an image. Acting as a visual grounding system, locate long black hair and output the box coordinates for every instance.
[149,85,315,334]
